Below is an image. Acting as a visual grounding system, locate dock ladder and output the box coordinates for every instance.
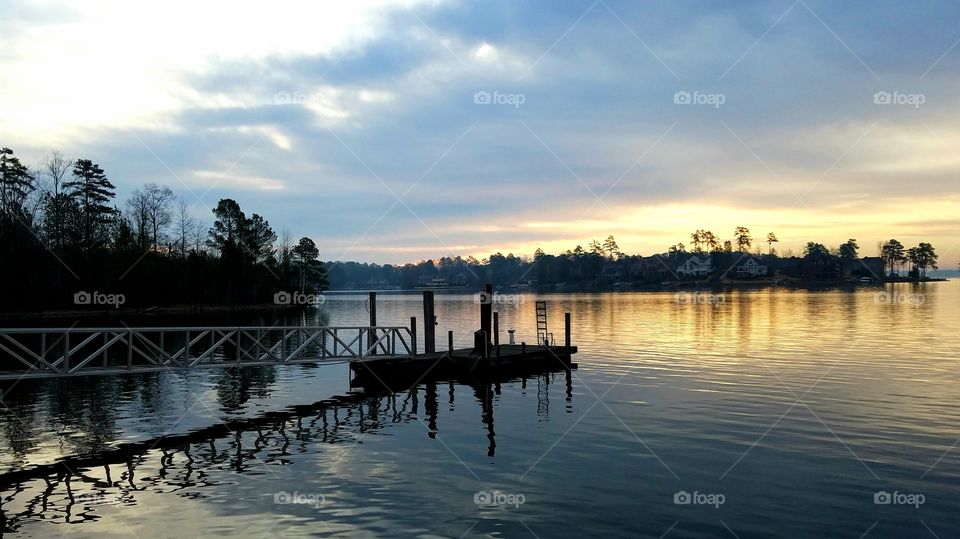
[535,301,552,346]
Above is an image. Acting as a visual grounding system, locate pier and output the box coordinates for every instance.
[0,287,577,382]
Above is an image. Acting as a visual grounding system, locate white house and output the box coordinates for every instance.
[677,256,713,277]
[735,257,768,278]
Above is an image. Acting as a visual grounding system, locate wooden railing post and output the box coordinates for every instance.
[410,317,418,356]
[368,292,377,354]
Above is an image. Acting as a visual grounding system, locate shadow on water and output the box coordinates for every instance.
[0,364,573,535]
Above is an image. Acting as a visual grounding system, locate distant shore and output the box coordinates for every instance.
[1,278,951,321]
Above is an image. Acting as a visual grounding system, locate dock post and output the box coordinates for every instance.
[410,317,418,356]
[423,291,436,353]
[480,283,493,348]
[521,341,526,358]
[448,330,454,358]
[493,312,500,362]
[564,312,571,352]
[368,292,377,354]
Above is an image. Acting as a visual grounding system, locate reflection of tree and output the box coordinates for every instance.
[46,377,123,456]
[0,382,41,460]
[215,367,277,412]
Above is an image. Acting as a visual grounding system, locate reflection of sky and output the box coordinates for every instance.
[3,1,960,263]
[3,282,960,536]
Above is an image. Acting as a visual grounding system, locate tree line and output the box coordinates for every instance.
[0,147,326,312]
[326,228,942,289]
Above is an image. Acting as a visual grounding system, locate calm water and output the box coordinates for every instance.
[2,282,959,538]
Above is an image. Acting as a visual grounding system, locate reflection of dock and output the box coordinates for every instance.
[0,366,572,535]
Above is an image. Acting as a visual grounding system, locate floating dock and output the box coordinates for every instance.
[351,344,577,391]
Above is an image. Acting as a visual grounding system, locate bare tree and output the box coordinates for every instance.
[37,150,77,249]
[125,189,151,250]
[127,183,174,251]
[190,219,208,255]
[175,199,195,257]
[145,183,174,251]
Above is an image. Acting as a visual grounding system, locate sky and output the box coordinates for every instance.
[2,0,959,265]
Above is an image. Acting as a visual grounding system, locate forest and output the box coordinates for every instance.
[0,146,943,312]
[0,147,326,312]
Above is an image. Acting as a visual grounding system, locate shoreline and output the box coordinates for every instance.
[0,279,949,320]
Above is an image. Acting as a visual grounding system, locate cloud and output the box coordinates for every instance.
[2,0,960,263]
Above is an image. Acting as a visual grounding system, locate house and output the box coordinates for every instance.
[735,257,768,278]
[677,255,713,278]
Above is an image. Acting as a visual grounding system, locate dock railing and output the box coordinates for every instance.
[0,325,415,380]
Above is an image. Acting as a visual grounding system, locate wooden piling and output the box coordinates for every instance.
[480,283,492,347]
[448,330,454,357]
[564,312,571,352]
[368,292,377,353]
[493,312,500,362]
[423,291,436,354]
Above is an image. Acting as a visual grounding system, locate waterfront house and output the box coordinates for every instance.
[677,255,713,277]
[735,257,768,278]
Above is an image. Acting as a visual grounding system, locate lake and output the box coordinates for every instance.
[1,282,959,538]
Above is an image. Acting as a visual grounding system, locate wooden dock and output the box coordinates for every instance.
[350,344,577,391]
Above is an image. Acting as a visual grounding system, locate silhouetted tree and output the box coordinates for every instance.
[766,232,779,255]
[64,159,116,250]
[734,226,752,252]
[880,239,907,276]
[838,238,859,260]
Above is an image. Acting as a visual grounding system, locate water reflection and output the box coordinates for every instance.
[0,367,570,535]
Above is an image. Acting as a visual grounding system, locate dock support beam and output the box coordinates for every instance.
[368,292,377,353]
[493,312,500,362]
[565,312,571,352]
[410,317,418,356]
[423,291,436,354]
[480,283,492,348]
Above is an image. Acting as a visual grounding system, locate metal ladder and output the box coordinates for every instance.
[535,301,552,346]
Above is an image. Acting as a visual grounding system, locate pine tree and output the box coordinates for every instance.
[64,159,116,250]
[0,147,36,220]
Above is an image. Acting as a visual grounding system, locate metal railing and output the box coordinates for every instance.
[0,325,415,380]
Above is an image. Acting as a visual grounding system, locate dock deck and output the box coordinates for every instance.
[350,344,577,390]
